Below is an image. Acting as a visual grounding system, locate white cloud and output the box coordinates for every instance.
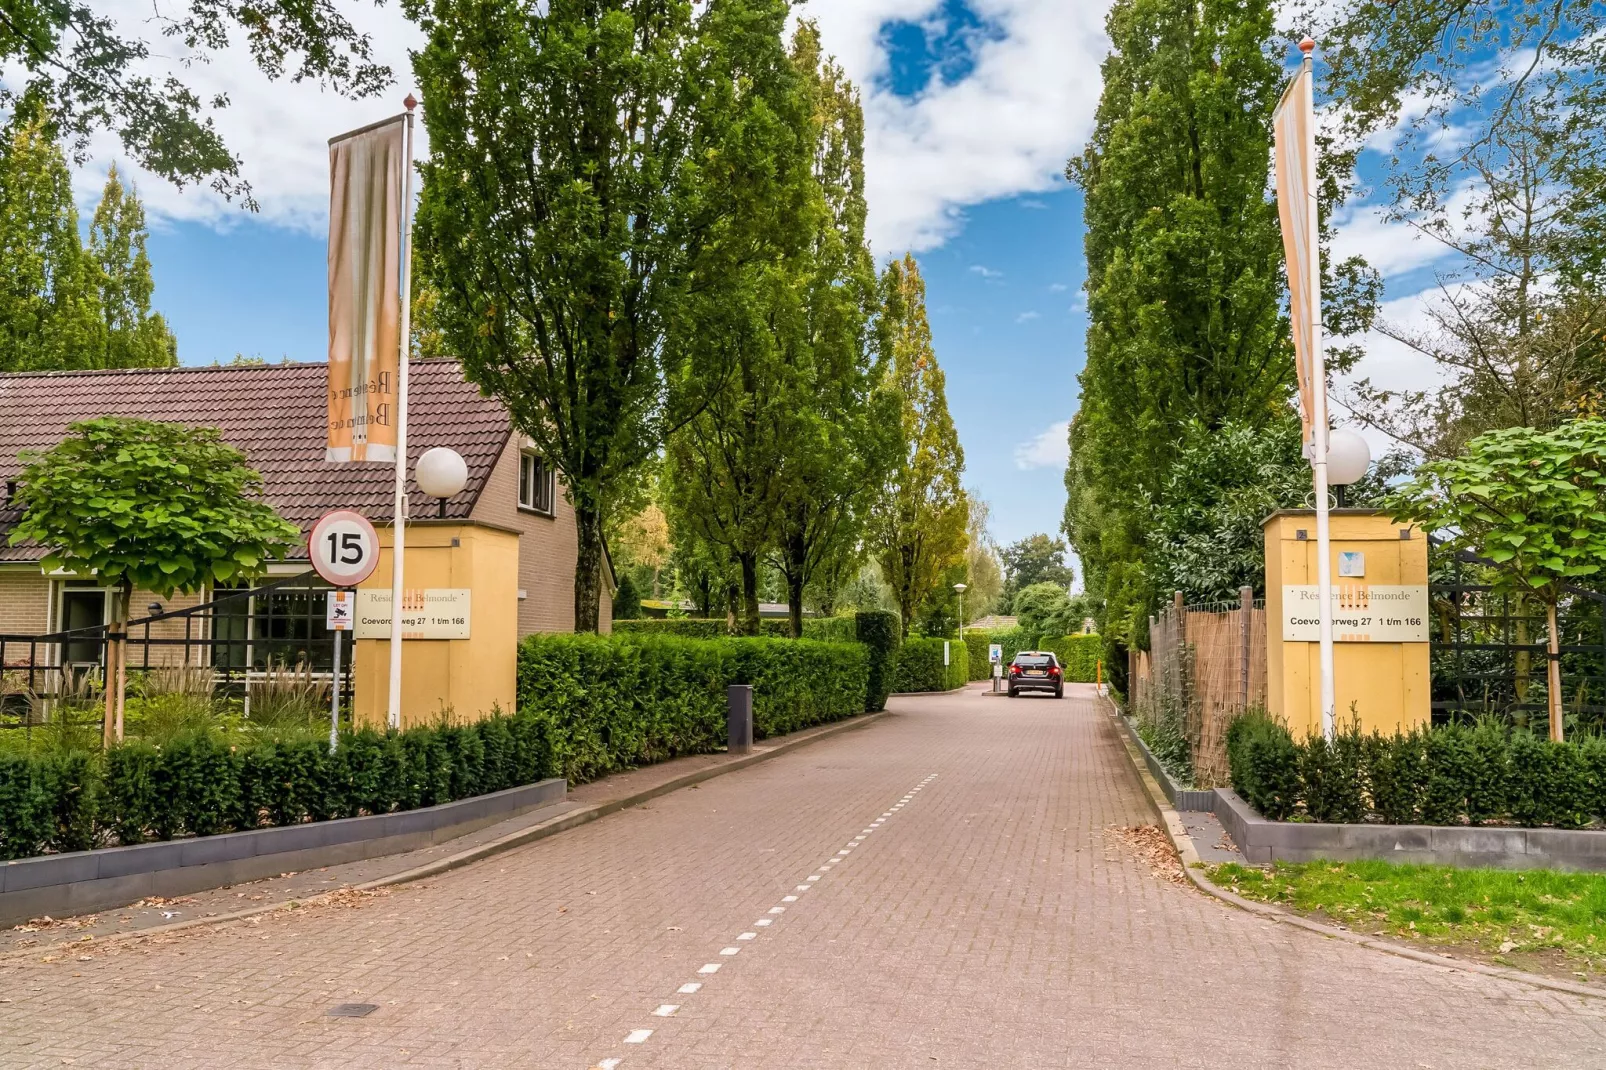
[1019,198,1049,209]
[1048,282,1068,292]
[1334,286,1459,459]
[969,264,1003,278]
[1016,310,1040,323]
[49,2,1114,255]
[1013,419,1070,470]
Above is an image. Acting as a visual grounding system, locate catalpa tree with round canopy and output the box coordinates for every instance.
[9,416,300,742]
[1387,419,1606,741]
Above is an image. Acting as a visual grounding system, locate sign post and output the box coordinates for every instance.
[310,511,379,751]
[325,590,355,751]
[989,643,1003,694]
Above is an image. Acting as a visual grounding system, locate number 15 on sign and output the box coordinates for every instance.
[308,510,380,588]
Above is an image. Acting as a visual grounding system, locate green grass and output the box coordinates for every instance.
[1210,859,1606,974]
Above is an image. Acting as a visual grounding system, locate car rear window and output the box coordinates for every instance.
[1016,654,1052,667]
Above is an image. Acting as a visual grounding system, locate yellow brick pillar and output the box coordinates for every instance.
[1263,509,1431,738]
[352,520,519,729]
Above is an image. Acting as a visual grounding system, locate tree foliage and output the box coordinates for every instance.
[1387,420,1606,740]
[999,533,1074,601]
[1062,0,1364,664]
[0,0,390,200]
[0,102,176,372]
[412,0,699,632]
[1012,582,1088,641]
[869,254,968,637]
[9,417,299,600]
[664,0,818,637]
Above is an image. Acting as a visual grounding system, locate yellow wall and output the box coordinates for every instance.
[353,521,519,729]
[1264,510,1430,738]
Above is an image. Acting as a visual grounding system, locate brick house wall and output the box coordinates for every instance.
[471,436,613,636]
[0,569,49,636]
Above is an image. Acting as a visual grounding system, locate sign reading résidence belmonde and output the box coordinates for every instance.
[1281,584,1429,644]
[326,113,408,462]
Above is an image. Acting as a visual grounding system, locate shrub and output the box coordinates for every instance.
[1039,634,1102,682]
[891,638,968,694]
[1365,729,1425,826]
[1465,718,1511,825]
[801,616,859,645]
[612,618,791,639]
[1225,711,1300,820]
[1420,723,1474,826]
[854,611,900,711]
[1299,727,1365,824]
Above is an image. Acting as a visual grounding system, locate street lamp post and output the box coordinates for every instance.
[954,583,968,639]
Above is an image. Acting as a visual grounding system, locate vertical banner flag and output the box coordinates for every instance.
[1272,55,1317,447]
[327,116,407,463]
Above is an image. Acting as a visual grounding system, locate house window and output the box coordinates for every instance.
[519,452,555,515]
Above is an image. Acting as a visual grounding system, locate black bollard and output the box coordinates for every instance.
[728,684,754,754]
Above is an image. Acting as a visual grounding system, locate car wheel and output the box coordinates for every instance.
[1007,686,1016,697]
[1055,686,1064,699]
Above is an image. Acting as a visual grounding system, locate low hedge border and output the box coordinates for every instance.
[1226,711,1606,830]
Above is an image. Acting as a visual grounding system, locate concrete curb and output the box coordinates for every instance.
[0,709,890,963]
[1096,694,1606,1004]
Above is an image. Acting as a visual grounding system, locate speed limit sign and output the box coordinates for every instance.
[308,510,380,587]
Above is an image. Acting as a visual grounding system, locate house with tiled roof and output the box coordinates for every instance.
[0,359,612,652]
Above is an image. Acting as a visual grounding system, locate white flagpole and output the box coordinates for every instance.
[1299,38,1337,740]
[387,94,418,732]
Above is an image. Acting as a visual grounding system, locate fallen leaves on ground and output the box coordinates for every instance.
[1104,824,1187,885]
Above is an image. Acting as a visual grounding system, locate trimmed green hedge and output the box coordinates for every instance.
[0,713,556,860]
[1226,711,1606,829]
[0,632,871,861]
[852,611,900,712]
[614,618,793,638]
[891,638,969,694]
[962,629,1101,683]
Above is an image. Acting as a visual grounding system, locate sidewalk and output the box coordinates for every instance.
[0,711,885,959]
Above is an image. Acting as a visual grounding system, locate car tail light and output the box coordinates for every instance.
[1049,665,1061,677]
[1009,664,1021,675]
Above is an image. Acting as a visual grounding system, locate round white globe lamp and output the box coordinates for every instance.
[416,447,469,517]
[1325,428,1371,506]
[954,582,968,638]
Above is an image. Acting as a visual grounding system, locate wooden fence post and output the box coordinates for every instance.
[1239,585,1253,711]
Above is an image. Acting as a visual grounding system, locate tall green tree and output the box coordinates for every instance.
[89,165,177,369]
[770,22,895,637]
[662,0,814,636]
[0,96,102,371]
[999,533,1075,601]
[1063,0,1314,672]
[870,254,968,637]
[411,0,699,632]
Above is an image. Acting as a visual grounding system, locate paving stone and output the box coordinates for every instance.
[2,684,1605,1068]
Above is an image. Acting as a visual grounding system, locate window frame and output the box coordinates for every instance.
[518,450,557,517]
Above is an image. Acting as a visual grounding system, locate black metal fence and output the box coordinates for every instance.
[1429,540,1606,730]
[1,573,353,729]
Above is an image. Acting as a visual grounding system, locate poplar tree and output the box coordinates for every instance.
[412,0,699,632]
[662,0,814,636]
[0,96,102,372]
[1064,0,1292,661]
[869,254,968,637]
[771,22,895,637]
[89,166,177,369]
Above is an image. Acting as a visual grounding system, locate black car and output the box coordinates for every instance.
[1007,652,1063,698]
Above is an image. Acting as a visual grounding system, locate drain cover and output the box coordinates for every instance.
[327,1003,379,1018]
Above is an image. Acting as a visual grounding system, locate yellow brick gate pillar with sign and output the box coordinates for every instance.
[1263,509,1431,738]
[352,520,519,729]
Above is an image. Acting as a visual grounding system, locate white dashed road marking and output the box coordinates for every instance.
[587,772,938,1068]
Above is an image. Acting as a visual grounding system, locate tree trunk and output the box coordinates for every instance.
[573,502,604,633]
[107,581,131,745]
[737,551,761,636]
[1547,598,1564,742]
[787,571,805,639]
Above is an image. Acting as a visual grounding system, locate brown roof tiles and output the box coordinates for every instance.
[0,360,511,562]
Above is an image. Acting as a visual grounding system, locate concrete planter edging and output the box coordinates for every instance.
[1123,718,1217,812]
[1215,788,1606,872]
[0,777,566,926]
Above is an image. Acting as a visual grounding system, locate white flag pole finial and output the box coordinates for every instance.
[1299,35,1315,54]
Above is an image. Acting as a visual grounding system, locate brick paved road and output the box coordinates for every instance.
[4,685,1606,1069]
